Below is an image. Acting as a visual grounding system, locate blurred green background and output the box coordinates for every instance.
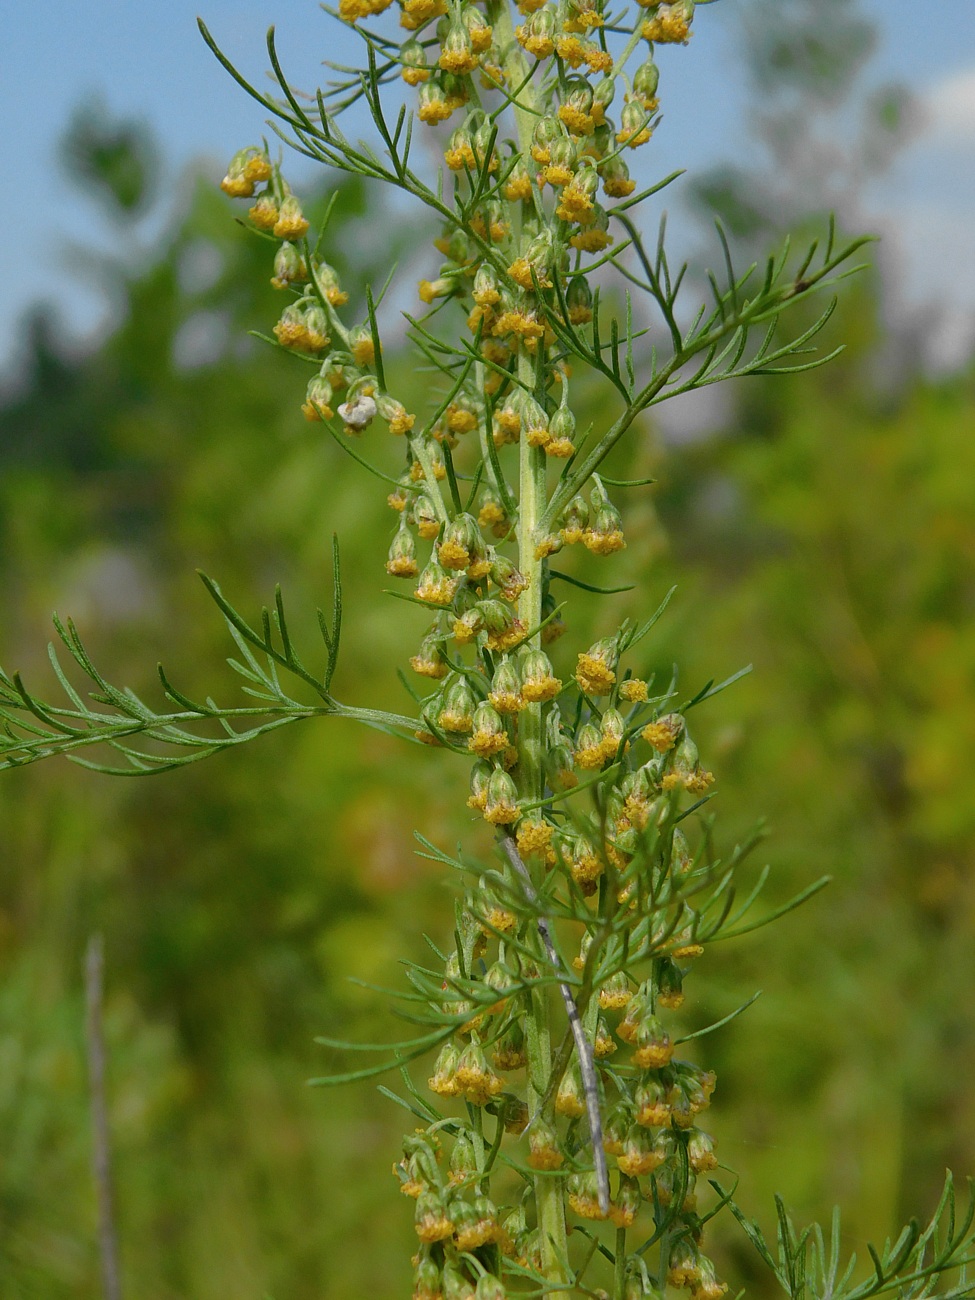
[1,3,973,1297]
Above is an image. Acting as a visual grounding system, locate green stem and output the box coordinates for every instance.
[482,4,571,1280]
[613,1227,627,1300]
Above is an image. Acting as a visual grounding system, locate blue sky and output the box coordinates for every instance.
[3,0,974,376]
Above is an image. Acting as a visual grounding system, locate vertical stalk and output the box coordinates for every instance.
[482,0,571,1282]
[517,352,570,1282]
[613,1227,627,1300]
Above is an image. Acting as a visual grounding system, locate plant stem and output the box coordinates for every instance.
[613,1226,627,1300]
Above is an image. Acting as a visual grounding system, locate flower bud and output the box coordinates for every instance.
[517,397,548,449]
[410,494,440,541]
[610,1174,642,1227]
[633,1016,674,1069]
[376,392,416,435]
[687,1126,718,1173]
[313,259,349,306]
[438,674,477,732]
[617,1123,661,1176]
[467,759,492,811]
[411,631,450,679]
[575,637,617,695]
[442,1261,475,1300]
[438,513,481,570]
[635,1076,671,1128]
[584,501,626,554]
[519,649,561,702]
[386,518,419,578]
[301,373,334,421]
[271,242,306,289]
[527,1115,564,1170]
[633,55,660,106]
[562,278,592,330]
[468,701,509,757]
[598,968,631,1010]
[642,0,694,45]
[600,707,627,759]
[480,599,524,651]
[415,1189,454,1243]
[489,658,524,714]
[413,1251,443,1300]
[546,737,577,790]
[474,1273,506,1300]
[559,78,595,135]
[517,5,557,57]
[568,1169,607,1219]
[454,1040,504,1103]
[449,1130,478,1183]
[594,1015,617,1057]
[492,1023,527,1072]
[555,1061,586,1118]
[600,152,636,198]
[530,114,562,165]
[439,19,477,73]
[560,495,590,545]
[542,134,578,186]
[273,193,310,240]
[654,1161,697,1211]
[602,1101,632,1155]
[465,8,493,52]
[666,1238,703,1290]
[545,404,576,458]
[691,1255,728,1300]
[473,263,501,307]
[348,323,376,367]
[415,558,460,606]
[574,721,605,770]
[219,146,271,197]
[428,1040,463,1096]
[656,955,684,1009]
[401,38,431,84]
[485,554,524,602]
[483,767,520,824]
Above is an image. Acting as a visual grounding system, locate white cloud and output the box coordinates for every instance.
[926,66,975,142]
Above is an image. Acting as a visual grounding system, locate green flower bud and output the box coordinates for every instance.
[438,674,477,733]
[602,1100,634,1155]
[474,1273,506,1300]
[469,700,508,758]
[467,758,493,811]
[489,552,528,601]
[415,1189,454,1243]
[442,1260,475,1300]
[410,630,449,680]
[633,55,660,104]
[386,517,418,578]
[566,274,593,321]
[271,241,307,288]
[655,955,684,1008]
[449,1130,478,1182]
[560,493,590,543]
[488,1089,530,1130]
[438,512,482,570]
[549,134,578,172]
[687,1126,718,1172]
[414,1252,443,1300]
[489,657,524,714]
[483,767,520,824]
